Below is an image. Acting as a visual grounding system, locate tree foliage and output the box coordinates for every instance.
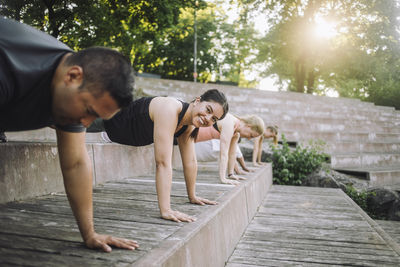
[0,0,260,85]
[240,0,400,109]
[0,0,207,78]
[139,5,219,82]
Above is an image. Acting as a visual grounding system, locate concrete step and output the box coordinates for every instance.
[175,94,400,123]
[0,162,272,266]
[326,141,400,154]
[285,131,400,143]
[229,99,398,116]
[275,121,400,134]
[230,107,400,130]
[330,152,400,169]
[5,128,57,142]
[234,106,400,126]
[137,77,400,118]
[137,77,374,108]
[5,128,112,143]
[269,116,400,129]
[334,166,400,187]
[0,141,179,203]
[5,126,400,147]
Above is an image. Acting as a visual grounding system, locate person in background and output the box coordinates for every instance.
[234,144,252,174]
[195,139,250,175]
[0,131,6,142]
[253,125,278,166]
[196,113,265,185]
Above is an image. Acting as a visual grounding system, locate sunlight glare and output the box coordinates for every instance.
[314,16,337,39]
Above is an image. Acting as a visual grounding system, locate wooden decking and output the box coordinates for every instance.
[226,185,400,267]
[0,162,271,266]
[0,166,229,266]
[377,220,400,245]
[2,164,400,266]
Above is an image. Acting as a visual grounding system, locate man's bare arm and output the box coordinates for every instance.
[56,129,138,252]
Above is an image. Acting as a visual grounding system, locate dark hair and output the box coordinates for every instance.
[190,89,229,140]
[190,128,200,140]
[199,89,229,120]
[65,47,134,108]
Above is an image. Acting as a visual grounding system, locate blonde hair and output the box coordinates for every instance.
[238,114,265,136]
[266,125,279,145]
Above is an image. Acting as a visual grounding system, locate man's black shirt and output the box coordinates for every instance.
[0,17,84,132]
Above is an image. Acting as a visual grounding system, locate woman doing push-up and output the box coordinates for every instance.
[195,113,265,185]
[88,89,229,223]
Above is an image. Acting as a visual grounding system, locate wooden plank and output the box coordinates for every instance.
[0,246,133,267]
[0,233,146,264]
[0,209,177,244]
[235,239,395,256]
[232,241,399,262]
[227,185,400,266]
[228,253,400,267]
[226,260,330,267]
[376,220,400,244]
[249,216,372,230]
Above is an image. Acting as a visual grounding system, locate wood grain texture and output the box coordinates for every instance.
[0,162,234,266]
[227,185,400,267]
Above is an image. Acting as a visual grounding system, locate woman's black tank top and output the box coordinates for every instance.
[103,97,189,146]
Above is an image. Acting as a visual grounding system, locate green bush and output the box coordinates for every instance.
[344,185,378,219]
[271,135,381,218]
[271,134,329,185]
[344,185,369,211]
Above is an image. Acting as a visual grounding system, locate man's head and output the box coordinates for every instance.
[65,47,134,107]
[52,47,135,127]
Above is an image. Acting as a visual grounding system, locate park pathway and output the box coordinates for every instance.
[226,185,400,267]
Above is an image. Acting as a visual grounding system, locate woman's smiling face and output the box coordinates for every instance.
[192,100,224,127]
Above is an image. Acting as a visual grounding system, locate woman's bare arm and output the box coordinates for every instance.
[218,115,238,185]
[227,132,246,181]
[253,136,261,166]
[178,129,217,206]
[151,98,195,223]
[257,135,264,163]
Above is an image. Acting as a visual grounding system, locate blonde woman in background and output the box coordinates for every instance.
[196,113,265,185]
[253,125,278,166]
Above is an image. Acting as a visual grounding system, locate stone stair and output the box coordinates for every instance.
[135,76,400,187]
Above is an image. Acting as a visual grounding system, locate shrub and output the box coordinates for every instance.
[271,134,329,185]
[344,185,378,218]
[271,134,381,218]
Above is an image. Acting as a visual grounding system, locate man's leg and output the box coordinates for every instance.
[0,132,7,142]
[86,118,105,132]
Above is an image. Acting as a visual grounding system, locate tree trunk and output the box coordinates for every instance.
[295,59,305,93]
[42,0,59,37]
[307,69,315,94]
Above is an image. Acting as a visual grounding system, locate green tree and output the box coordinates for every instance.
[240,0,400,109]
[0,0,199,64]
[139,4,219,82]
[208,0,260,87]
